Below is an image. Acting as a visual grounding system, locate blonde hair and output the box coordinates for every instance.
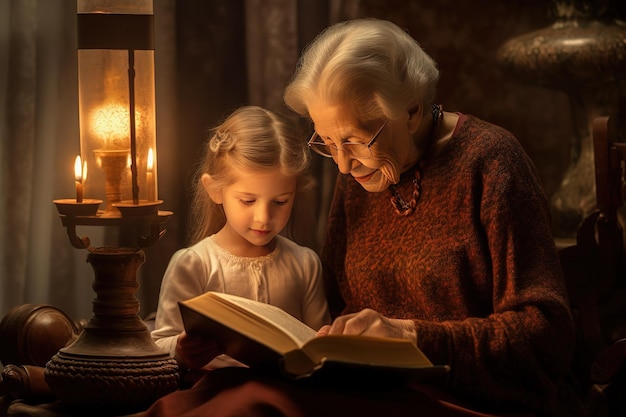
[284,18,439,122]
[187,106,313,244]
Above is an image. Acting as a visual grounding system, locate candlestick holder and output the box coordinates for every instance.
[53,198,103,217]
[44,205,180,413]
[94,149,130,216]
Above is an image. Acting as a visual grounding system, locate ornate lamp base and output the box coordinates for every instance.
[44,248,179,412]
[497,5,626,238]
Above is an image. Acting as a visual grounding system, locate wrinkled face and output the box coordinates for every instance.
[308,102,415,192]
[210,166,297,252]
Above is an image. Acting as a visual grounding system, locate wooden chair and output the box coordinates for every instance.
[559,116,626,417]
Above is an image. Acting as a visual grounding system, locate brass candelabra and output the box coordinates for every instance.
[46,201,179,412]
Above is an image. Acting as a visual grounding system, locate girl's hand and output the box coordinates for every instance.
[317,308,417,343]
[174,331,221,369]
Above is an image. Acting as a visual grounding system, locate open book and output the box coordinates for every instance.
[179,291,449,381]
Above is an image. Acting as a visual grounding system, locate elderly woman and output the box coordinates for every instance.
[144,18,586,417]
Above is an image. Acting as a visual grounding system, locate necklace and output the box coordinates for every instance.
[389,103,442,216]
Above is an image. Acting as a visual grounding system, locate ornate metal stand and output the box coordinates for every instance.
[45,204,179,412]
[497,0,626,238]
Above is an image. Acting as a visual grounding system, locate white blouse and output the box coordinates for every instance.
[151,234,331,359]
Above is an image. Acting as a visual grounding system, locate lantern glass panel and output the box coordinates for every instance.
[77,0,157,216]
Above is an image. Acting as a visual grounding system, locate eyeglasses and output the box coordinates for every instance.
[307,119,388,159]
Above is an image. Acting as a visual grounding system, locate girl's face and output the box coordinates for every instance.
[308,102,417,192]
[207,166,297,257]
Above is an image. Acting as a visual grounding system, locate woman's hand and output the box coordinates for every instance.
[174,331,221,369]
[317,308,417,343]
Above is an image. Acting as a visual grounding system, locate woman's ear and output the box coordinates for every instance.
[201,173,223,204]
[407,104,423,134]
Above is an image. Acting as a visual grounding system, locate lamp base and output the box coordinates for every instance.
[45,353,178,412]
[45,352,179,413]
[44,248,179,412]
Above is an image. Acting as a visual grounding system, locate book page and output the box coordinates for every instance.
[282,335,444,379]
[301,335,433,368]
[211,293,317,346]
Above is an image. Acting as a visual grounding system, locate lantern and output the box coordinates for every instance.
[77,0,159,216]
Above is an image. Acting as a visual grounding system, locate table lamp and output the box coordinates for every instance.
[49,0,179,412]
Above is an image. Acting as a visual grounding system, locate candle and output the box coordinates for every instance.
[90,102,138,210]
[147,148,154,201]
[75,155,84,203]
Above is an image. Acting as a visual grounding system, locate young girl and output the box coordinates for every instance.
[151,105,330,371]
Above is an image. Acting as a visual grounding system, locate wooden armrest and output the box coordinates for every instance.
[0,304,80,367]
[0,365,54,401]
[591,338,626,384]
[0,304,82,402]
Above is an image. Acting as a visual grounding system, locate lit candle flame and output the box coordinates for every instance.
[146,148,155,201]
[147,148,154,172]
[74,155,85,203]
[74,155,83,182]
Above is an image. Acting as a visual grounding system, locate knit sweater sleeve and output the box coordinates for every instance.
[415,128,576,414]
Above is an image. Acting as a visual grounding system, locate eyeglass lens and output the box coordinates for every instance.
[309,138,371,159]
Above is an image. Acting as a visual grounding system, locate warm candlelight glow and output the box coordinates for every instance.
[89,103,140,213]
[147,148,154,172]
[147,147,155,201]
[73,13,159,215]
[89,103,142,150]
[75,155,84,203]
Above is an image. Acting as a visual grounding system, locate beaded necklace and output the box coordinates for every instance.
[389,103,443,216]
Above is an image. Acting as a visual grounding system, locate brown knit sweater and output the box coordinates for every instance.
[321,115,586,417]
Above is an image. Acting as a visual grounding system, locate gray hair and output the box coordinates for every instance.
[284,18,439,122]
